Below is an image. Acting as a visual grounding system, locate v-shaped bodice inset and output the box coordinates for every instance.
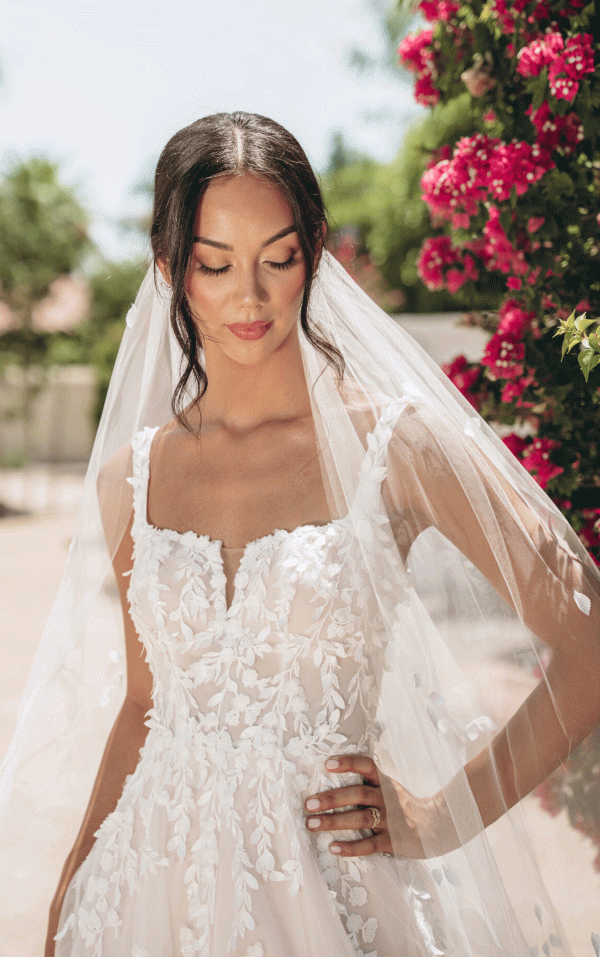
[218,533,341,612]
[220,545,244,611]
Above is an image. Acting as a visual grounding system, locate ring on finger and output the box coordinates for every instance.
[368,806,381,829]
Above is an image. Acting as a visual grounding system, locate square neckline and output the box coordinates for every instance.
[131,426,352,615]
[137,424,350,554]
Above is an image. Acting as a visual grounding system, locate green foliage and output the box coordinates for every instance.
[554,309,600,380]
[0,157,89,317]
[78,260,147,425]
[0,156,91,460]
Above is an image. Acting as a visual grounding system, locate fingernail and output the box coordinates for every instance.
[307,817,320,829]
[330,844,341,853]
[325,758,339,770]
[306,798,320,811]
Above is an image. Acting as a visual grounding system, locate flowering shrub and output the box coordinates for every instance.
[400,0,599,866]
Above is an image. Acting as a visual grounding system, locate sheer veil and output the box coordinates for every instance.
[1,250,599,955]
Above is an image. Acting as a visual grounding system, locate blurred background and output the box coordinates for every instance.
[1,1,598,949]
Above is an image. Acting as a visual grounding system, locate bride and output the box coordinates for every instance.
[3,112,599,957]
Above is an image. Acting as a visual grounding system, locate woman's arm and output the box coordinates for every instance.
[45,696,149,954]
[45,501,154,953]
[304,418,600,857]
[390,426,600,853]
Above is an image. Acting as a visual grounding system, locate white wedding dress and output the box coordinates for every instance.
[52,414,510,957]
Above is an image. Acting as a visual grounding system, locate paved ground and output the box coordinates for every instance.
[1,316,599,952]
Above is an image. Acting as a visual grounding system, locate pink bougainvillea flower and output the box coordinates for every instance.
[482,330,526,380]
[548,33,595,102]
[522,437,564,488]
[561,33,595,79]
[527,101,585,155]
[418,0,460,21]
[579,508,600,555]
[398,29,441,107]
[497,299,536,338]
[489,0,528,34]
[549,67,580,101]
[422,135,553,227]
[507,276,522,290]
[526,0,552,22]
[527,216,546,233]
[517,32,564,77]
[398,29,434,74]
[503,433,529,458]
[483,207,530,276]
[421,133,498,223]
[542,294,555,310]
[417,236,457,289]
[501,373,537,405]
[442,354,482,409]
[527,267,542,289]
[417,236,479,291]
[414,70,441,106]
[445,256,479,292]
[488,140,553,202]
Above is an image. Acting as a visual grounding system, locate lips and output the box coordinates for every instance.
[227,321,273,341]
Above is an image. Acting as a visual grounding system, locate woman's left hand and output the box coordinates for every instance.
[304,753,393,857]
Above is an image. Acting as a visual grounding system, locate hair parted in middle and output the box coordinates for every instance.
[150,111,345,430]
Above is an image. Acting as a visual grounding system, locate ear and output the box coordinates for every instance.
[156,257,172,287]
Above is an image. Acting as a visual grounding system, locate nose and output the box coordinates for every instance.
[235,265,266,309]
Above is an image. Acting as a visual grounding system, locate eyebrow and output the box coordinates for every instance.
[193,225,297,251]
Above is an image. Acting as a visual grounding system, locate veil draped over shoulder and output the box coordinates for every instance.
[1,251,599,955]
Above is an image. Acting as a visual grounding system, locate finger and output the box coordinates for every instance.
[324,753,381,787]
[305,783,384,814]
[305,806,387,833]
[328,833,393,858]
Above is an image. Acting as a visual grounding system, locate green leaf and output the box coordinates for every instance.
[587,332,600,353]
[579,350,600,382]
[561,327,576,359]
[499,208,513,234]
[531,70,548,112]
[574,314,593,332]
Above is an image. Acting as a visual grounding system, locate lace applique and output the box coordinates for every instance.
[58,405,412,957]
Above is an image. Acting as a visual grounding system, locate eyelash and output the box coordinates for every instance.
[197,255,298,276]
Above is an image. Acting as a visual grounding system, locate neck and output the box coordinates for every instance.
[197,323,312,433]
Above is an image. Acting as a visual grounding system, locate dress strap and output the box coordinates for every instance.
[352,399,411,519]
[127,425,160,537]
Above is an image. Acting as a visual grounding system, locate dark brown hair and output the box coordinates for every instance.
[150,111,344,429]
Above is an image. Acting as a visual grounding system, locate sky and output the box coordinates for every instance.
[0,0,424,260]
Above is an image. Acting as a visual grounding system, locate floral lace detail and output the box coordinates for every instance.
[57,402,417,957]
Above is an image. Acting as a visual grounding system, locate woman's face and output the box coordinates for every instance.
[180,173,308,366]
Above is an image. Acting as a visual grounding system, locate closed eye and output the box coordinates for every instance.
[197,263,229,276]
[269,254,299,271]
[196,254,300,277]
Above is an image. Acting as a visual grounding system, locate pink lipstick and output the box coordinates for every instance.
[227,322,273,341]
